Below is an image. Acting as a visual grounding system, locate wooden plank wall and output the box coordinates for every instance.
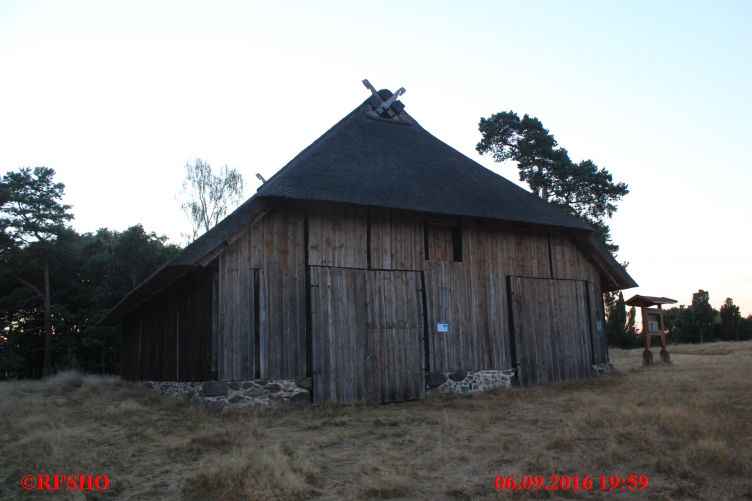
[217,206,306,380]
[549,232,600,283]
[139,299,162,380]
[424,222,551,372]
[258,209,306,379]
[217,238,257,380]
[550,233,607,363]
[213,202,606,382]
[307,204,367,268]
[370,209,424,270]
[364,270,423,403]
[120,313,140,380]
[509,277,594,385]
[119,269,213,381]
[177,271,214,380]
[426,224,454,261]
[309,266,423,404]
[310,266,364,404]
[122,200,609,388]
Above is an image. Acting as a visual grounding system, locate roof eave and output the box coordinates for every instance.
[573,234,638,292]
[99,197,268,325]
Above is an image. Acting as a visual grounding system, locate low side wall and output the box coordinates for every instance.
[425,369,517,395]
[143,365,612,410]
[143,379,311,413]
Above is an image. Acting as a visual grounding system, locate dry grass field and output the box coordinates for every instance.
[1,341,751,500]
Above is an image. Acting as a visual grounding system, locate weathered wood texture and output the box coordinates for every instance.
[120,269,214,381]
[509,277,594,385]
[426,223,454,261]
[370,209,424,270]
[549,232,600,283]
[309,266,424,404]
[424,222,550,372]
[217,206,306,380]
[124,201,609,395]
[588,281,607,364]
[120,313,141,380]
[307,204,368,268]
[217,236,258,379]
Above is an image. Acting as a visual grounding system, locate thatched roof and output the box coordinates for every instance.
[102,90,636,324]
[256,90,592,230]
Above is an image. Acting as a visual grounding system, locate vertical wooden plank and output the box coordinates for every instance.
[211,271,218,379]
[509,276,595,385]
[307,203,367,268]
[309,266,423,404]
[309,266,322,402]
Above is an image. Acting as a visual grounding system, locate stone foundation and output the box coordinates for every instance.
[425,369,517,395]
[144,365,613,408]
[143,378,311,413]
[592,363,613,375]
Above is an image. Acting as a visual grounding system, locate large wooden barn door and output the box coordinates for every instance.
[309,266,424,404]
[508,277,594,385]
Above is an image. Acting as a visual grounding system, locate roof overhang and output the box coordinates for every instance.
[99,197,268,325]
[100,265,197,324]
[573,233,638,292]
[625,295,677,308]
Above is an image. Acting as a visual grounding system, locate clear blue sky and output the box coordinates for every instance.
[1,1,750,314]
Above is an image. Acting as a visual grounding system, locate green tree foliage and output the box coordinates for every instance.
[0,224,179,377]
[689,290,716,344]
[663,305,689,343]
[0,182,12,261]
[0,167,73,375]
[660,291,748,344]
[741,315,752,341]
[719,298,742,341]
[180,158,244,241]
[476,111,629,252]
[606,291,641,348]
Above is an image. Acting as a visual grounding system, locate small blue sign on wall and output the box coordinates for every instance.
[437,323,449,332]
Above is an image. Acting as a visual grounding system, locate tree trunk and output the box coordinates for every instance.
[42,251,52,377]
[537,163,548,200]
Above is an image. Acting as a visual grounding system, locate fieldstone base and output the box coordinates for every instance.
[592,363,613,375]
[142,379,311,413]
[425,369,517,395]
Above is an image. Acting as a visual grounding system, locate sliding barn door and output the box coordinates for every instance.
[310,266,424,404]
[508,277,594,385]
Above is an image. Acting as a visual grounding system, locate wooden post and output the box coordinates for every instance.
[642,306,653,367]
[658,305,670,364]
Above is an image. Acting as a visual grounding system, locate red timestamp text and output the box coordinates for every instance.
[493,473,649,492]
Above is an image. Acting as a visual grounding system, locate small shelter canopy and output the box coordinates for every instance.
[625,295,677,308]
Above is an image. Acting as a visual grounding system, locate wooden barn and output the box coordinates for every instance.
[104,87,636,404]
